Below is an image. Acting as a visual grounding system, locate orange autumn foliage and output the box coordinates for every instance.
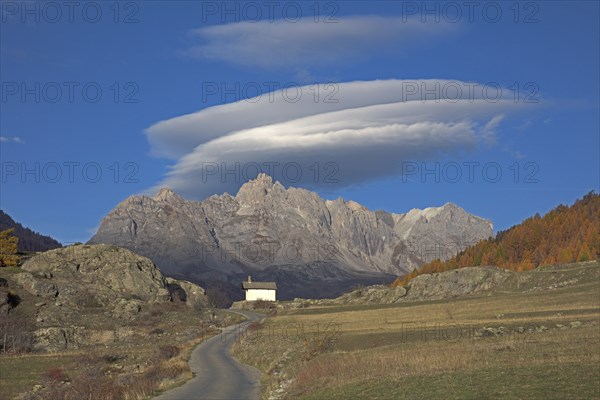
[392,191,600,287]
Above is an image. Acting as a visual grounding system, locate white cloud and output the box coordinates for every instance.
[185,15,457,69]
[0,136,25,144]
[145,79,528,199]
[481,114,505,145]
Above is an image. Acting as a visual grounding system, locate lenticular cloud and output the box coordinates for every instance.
[145,79,524,199]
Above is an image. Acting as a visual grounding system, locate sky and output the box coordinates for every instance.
[1,1,598,244]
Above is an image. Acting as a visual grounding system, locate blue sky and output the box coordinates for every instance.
[1,1,598,244]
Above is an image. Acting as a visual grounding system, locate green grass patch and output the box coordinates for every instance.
[0,353,79,399]
[301,364,600,400]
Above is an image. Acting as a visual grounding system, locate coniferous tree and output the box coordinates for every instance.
[0,229,20,267]
[392,192,600,287]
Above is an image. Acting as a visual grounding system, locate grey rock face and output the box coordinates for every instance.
[89,174,493,299]
[12,244,208,351]
[391,203,494,270]
[17,244,207,310]
[404,266,512,301]
[13,244,208,351]
[330,285,408,305]
[281,261,600,307]
[282,267,510,307]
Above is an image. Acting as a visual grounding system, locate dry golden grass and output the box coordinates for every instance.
[293,325,600,392]
[233,263,600,399]
[275,283,598,334]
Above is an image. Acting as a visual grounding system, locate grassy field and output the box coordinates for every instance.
[232,262,600,399]
[0,352,80,399]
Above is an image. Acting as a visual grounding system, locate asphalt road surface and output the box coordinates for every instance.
[153,310,264,400]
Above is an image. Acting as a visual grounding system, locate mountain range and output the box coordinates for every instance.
[89,174,493,300]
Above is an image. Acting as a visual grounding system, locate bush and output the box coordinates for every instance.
[0,313,34,353]
[149,328,165,336]
[27,348,187,400]
[302,323,341,361]
[41,367,68,383]
[205,286,230,308]
[6,291,21,309]
[253,299,276,310]
[103,354,126,363]
[149,308,163,317]
[156,345,180,360]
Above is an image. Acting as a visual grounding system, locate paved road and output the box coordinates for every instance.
[153,310,264,400]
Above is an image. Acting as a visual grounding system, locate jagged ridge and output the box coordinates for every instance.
[89,174,493,299]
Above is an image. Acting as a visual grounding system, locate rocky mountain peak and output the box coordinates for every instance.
[154,187,183,203]
[347,200,367,212]
[235,173,285,204]
[255,172,273,184]
[89,176,494,299]
[241,173,272,190]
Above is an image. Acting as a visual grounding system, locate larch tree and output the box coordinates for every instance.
[0,229,20,267]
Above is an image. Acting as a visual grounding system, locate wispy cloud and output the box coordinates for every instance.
[0,136,26,144]
[185,15,458,69]
[146,79,529,199]
[481,114,505,145]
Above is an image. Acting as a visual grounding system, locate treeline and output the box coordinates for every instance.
[394,191,600,287]
[0,210,61,252]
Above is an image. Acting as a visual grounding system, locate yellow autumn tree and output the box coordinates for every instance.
[0,229,19,267]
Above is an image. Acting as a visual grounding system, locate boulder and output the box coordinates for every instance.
[166,277,209,308]
[12,244,208,351]
[20,244,171,305]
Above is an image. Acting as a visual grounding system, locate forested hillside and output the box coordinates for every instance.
[394,192,600,286]
[0,210,61,252]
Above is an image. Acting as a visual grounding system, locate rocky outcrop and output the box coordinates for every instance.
[325,285,408,305]
[166,277,206,306]
[404,266,512,301]
[279,267,509,307]
[279,261,600,308]
[12,244,208,351]
[17,245,171,306]
[89,174,493,299]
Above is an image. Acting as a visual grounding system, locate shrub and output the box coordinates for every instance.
[156,345,180,360]
[302,324,341,361]
[205,286,230,308]
[0,313,34,353]
[6,291,21,309]
[41,367,68,383]
[149,328,165,336]
[103,354,126,363]
[253,299,276,310]
[149,308,163,317]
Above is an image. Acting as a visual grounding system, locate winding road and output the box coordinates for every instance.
[153,310,264,400]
